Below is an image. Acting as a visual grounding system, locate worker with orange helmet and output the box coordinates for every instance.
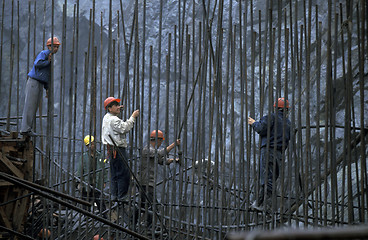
[138,130,180,228]
[20,37,61,136]
[101,97,139,202]
[93,234,104,240]
[247,97,291,212]
[37,228,51,238]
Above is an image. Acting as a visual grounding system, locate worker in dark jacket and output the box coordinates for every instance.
[248,98,291,211]
[21,37,60,136]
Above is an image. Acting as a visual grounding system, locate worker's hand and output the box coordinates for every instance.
[131,109,139,118]
[48,54,52,62]
[46,90,49,98]
[168,158,180,164]
[175,139,181,146]
[248,116,255,125]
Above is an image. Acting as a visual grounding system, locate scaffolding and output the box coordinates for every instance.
[0,0,367,239]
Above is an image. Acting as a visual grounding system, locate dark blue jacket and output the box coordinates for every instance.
[252,111,291,150]
[28,49,52,90]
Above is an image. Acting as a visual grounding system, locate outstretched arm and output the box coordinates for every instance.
[250,115,273,136]
[248,117,255,125]
[166,139,181,164]
[166,139,180,153]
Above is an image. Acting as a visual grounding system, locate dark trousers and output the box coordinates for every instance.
[139,185,154,227]
[258,147,281,204]
[109,147,130,199]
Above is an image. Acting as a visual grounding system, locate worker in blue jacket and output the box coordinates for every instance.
[248,98,291,211]
[20,37,61,136]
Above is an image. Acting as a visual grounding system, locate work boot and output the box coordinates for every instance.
[263,195,275,214]
[117,195,130,204]
[20,130,38,137]
[250,201,264,212]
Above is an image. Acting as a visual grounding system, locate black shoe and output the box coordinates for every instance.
[250,201,264,211]
[117,195,130,203]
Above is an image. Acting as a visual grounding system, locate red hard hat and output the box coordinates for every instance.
[38,228,51,238]
[274,97,290,109]
[104,97,120,109]
[150,130,165,140]
[93,235,104,240]
[46,37,61,46]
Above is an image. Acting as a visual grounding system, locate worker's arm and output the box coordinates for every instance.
[111,110,139,134]
[250,115,274,136]
[166,139,180,153]
[34,50,51,68]
[166,139,181,164]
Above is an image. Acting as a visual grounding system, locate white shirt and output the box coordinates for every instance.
[101,112,136,147]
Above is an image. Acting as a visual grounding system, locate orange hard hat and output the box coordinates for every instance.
[104,97,121,109]
[38,228,51,238]
[93,235,104,240]
[273,97,290,109]
[150,130,165,140]
[46,37,61,46]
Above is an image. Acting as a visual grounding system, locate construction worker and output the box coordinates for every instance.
[21,37,60,136]
[76,135,107,213]
[101,97,139,202]
[248,97,291,212]
[139,130,180,228]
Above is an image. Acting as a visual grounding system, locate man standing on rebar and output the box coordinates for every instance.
[101,97,139,202]
[20,37,60,136]
[76,135,107,213]
[248,98,291,211]
[139,130,180,228]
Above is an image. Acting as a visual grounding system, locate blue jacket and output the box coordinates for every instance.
[28,50,52,90]
[252,111,291,150]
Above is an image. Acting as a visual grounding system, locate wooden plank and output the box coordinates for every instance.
[12,190,29,233]
[0,207,11,229]
[0,181,13,187]
[0,134,32,235]
[0,152,24,179]
[0,146,18,154]
[0,187,10,217]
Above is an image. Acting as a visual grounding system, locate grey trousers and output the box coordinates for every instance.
[21,78,44,133]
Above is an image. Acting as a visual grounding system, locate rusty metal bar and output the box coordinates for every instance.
[1,172,91,206]
[227,225,368,240]
[0,172,149,240]
[357,0,367,223]
[0,0,4,89]
[0,225,34,240]
[6,0,14,132]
